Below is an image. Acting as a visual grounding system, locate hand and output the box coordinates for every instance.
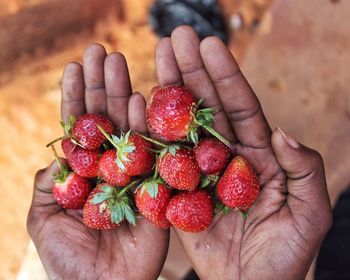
[27,44,169,280]
[155,26,332,280]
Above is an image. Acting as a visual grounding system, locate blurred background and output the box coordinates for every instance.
[0,0,349,279]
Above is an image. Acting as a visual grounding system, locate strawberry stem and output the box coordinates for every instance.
[240,210,248,219]
[153,164,159,180]
[146,147,161,154]
[192,101,231,148]
[134,132,168,148]
[46,136,64,147]
[118,179,142,197]
[97,125,120,150]
[51,145,64,171]
[50,145,69,183]
[200,124,231,148]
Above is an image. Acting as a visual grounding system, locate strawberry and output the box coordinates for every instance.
[135,180,172,229]
[147,85,195,142]
[146,85,230,146]
[157,146,200,191]
[48,114,114,150]
[61,138,99,178]
[194,138,231,175]
[97,129,155,177]
[61,137,76,158]
[98,149,131,186]
[53,173,92,209]
[166,190,214,233]
[217,156,260,214]
[72,114,114,150]
[83,181,138,230]
[51,145,92,209]
[124,134,155,176]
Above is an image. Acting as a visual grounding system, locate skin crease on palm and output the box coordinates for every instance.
[27,26,332,280]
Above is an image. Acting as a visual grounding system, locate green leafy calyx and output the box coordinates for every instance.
[240,211,248,219]
[97,126,136,171]
[188,99,231,148]
[200,175,219,189]
[53,165,69,184]
[91,182,138,226]
[60,115,76,137]
[51,145,70,184]
[159,144,180,158]
[138,177,165,198]
[214,201,231,215]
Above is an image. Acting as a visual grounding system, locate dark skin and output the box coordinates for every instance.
[28,26,332,280]
[27,46,169,280]
[155,26,332,280]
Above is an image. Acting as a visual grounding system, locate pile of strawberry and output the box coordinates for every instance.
[48,85,260,232]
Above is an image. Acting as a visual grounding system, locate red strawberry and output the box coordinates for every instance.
[146,85,230,147]
[61,137,76,158]
[50,145,92,209]
[194,138,231,175]
[166,190,214,233]
[147,85,195,141]
[73,114,114,150]
[123,134,155,176]
[135,181,172,229]
[61,138,99,178]
[97,129,155,176]
[217,156,260,213]
[98,149,131,186]
[53,173,92,209]
[158,146,200,191]
[83,182,137,230]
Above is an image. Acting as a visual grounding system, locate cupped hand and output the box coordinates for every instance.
[154,26,332,280]
[27,44,169,280]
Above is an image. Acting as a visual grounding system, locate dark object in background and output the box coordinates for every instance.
[183,269,200,280]
[149,0,229,44]
[315,186,350,280]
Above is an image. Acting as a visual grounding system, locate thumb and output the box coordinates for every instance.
[271,128,332,230]
[27,160,63,237]
[31,160,64,207]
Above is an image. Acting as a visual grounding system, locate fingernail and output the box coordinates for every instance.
[276,127,299,149]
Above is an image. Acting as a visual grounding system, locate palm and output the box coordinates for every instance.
[30,206,167,279]
[173,144,318,280]
[177,162,311,279]
[27,44,169,279]
[153,26,331,280]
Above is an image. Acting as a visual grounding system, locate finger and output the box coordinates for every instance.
[61,62,85,122]
[27,160,64,238]
[271,128,332,228]
[155,37,182,86]
[31,160,63,208]
[171,26,236,144]
[200,36,271,149]
[105,52,132,131]
[128,92,147,134]
[83,43,107,114]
